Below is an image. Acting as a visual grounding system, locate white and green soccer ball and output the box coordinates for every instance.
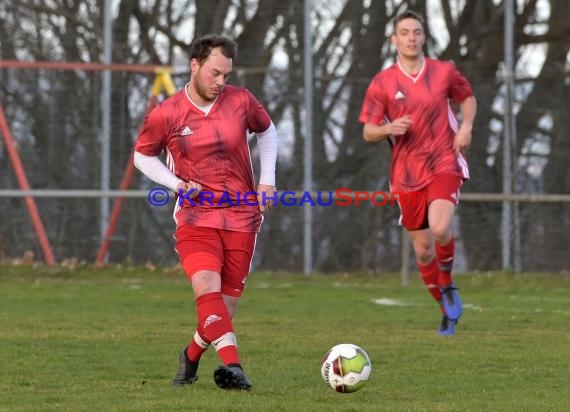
[321,343,372,393]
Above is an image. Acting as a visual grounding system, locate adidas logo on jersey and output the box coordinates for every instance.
[394,90,405,100]
[180,126,193,136]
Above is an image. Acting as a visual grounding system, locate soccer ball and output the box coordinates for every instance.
[321,343,372,393]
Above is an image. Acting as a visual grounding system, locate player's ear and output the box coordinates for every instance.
[190,58,200,73]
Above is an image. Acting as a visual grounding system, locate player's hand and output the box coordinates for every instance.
[389,115,412,136]
[176,180,203,199]
[453,124,472,154]
[256,184,277,213]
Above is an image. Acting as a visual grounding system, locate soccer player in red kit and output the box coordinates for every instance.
[134,35,278,389]
[359,11,477,336]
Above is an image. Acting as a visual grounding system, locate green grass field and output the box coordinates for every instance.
[1,265,569,412]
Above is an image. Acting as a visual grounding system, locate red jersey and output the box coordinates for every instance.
[359,57,473,192]
[135,85,271,232]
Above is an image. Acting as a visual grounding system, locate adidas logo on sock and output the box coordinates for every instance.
[203,314,222,329]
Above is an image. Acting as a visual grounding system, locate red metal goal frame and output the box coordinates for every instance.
[0,60,173,265]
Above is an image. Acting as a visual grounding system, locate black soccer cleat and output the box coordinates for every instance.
[172,346,199,387]
[213,365,252,391]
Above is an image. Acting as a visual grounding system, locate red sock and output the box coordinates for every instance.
[187,330,210,362]
[417,258,444,314]
[195,292,240,365]
[436,237,455,286]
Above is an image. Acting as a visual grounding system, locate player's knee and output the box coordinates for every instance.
[414,245,435,264]
[416,252,436,265]
[191,270,222,296]
[431,226,451,244]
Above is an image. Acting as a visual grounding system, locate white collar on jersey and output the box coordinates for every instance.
[396,55,426,83]
[184,82,217,115]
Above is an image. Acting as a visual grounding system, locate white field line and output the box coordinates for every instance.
[370,300,570,315]
[372,298,412,307]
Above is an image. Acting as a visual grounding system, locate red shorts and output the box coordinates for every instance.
[397,174,462,231]
[174,225,257,297]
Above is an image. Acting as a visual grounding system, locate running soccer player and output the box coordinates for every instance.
[359,10,477,336]
[134,34,278,389]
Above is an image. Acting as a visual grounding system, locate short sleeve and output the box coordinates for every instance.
[359,76,386,125]
[134,106,168,156]
[245,90,271,133]
[448,63,474,103]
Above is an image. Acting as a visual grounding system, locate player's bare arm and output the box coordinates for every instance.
[453,96,477,154]
[363,115,412,142]
[256,184,277,213]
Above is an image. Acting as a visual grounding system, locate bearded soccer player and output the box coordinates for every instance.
[134,34,278,390]
[359,11,476,336]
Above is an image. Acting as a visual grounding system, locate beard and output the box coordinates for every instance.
[194,73,221,104]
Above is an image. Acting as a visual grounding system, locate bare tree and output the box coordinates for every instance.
[1,0,568,271]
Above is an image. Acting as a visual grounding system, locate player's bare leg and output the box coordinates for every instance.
[429,200,463,325]
[223,294,239,317]
[173,270,251,389]
[211,293,251,390]
[408,225,460,335]
[409,229,445,305]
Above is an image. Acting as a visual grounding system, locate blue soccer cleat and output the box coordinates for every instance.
[438,315,457,336]
[440,285,463,320]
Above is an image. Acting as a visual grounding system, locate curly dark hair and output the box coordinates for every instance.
[189,34,238,64]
